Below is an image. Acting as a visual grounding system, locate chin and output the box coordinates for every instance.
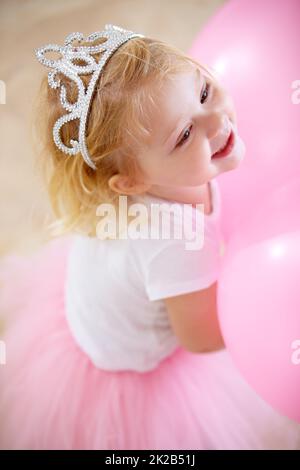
[227,152,244,170]
[215,153,243,175]
[235,136,246,163]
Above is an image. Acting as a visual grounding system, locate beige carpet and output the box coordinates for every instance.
[0,0,225,256]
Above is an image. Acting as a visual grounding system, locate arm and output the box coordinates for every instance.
[163,281,225,353]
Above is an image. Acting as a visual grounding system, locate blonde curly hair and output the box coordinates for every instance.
[34,35,208,238]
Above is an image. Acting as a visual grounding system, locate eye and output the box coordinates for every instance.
[200,81,210,104]
[177,125,193,148]
[176,81,211,149]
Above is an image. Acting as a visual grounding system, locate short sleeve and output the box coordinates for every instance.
[144,230,222,301]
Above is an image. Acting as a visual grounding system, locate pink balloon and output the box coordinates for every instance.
[189,0,300,242]
[226,176,300,256]
[218,230,300,423]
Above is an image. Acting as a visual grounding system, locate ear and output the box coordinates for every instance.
[108,174,151,196]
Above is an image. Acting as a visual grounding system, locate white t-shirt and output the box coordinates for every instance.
[64,178,225,372]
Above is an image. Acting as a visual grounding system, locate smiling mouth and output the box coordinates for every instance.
[211,130,234,159]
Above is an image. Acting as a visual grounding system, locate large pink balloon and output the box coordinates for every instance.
[218,230,300,423]
[189,0,300,242]
[226,176,300,256]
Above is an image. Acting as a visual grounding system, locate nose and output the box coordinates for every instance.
[203,112,230,140]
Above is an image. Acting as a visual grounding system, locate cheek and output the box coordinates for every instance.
[190,158,209,179]
[135,153,162,180]
[140,158,177,184]
[189,144,212,176]
[179,149,209,183]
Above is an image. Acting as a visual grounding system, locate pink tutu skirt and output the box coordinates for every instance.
[0,236,299,450]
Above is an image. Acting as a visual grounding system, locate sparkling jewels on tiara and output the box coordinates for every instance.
[35,24,145,170]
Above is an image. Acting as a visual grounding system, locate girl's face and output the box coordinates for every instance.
[135,65,245,190]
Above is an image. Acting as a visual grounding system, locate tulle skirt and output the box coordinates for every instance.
[0,236,299,450]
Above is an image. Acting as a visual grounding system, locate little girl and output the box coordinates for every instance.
[0,24,299,450]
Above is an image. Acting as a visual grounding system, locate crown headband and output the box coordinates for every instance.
[35,24,145,170]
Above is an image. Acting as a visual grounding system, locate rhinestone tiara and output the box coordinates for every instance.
[35,24,145,170]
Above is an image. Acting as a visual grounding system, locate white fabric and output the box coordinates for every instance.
[64,178,225,372]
